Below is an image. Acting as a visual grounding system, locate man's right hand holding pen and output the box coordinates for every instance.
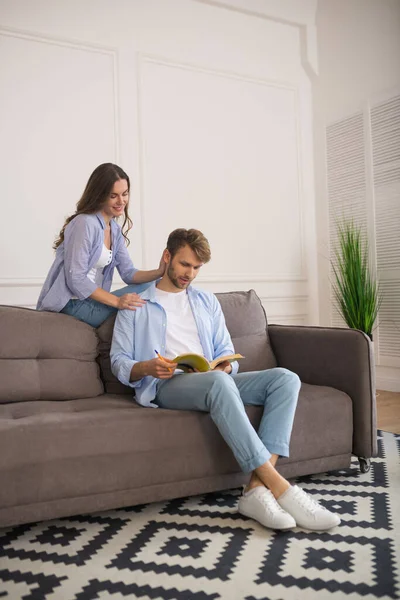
[129,350,177,382]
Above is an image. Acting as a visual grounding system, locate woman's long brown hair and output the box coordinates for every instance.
[53,163,133,250]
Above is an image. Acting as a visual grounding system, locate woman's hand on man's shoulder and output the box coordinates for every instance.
[117,293,146,311]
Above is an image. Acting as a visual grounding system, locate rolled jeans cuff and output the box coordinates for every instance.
[240,446,271,473]
[266,442,290,458]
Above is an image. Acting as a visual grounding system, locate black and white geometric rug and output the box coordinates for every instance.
[1,430,399,600]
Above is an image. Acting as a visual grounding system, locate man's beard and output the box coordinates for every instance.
[167,264,191,290]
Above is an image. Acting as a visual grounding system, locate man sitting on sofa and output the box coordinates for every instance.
[110,228,340,532]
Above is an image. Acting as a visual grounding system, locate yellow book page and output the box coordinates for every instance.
[209,354,244,369]
[172,353,244,372]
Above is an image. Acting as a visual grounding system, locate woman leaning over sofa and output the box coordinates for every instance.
[37,162,164,327]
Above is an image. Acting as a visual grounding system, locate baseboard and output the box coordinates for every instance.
[376,376,400,392]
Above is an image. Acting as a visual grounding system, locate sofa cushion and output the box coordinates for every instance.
[0,384,352,509]
[0,306,104,403]
[216,290,277,372]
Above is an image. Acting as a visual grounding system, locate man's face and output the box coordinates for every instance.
[166,245,203,290]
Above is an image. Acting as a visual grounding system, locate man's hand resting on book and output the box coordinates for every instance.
[212,360,232,374]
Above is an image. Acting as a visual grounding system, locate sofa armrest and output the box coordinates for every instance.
[268,324,377,459]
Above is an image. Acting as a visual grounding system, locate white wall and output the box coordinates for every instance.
[0,0,318,327]
[314,0,400,391]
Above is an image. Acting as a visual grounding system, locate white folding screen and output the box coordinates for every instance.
[326,113,368,328]
[326,93,400,367]
[370,95,400,365]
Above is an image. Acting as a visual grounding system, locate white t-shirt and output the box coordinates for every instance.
[87,244,113,287]
[71,244,113,299]
[155,288,204,359]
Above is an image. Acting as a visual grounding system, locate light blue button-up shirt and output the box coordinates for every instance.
[110,282,239,407]
[37,213,138,312]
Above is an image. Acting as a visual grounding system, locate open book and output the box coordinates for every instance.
[172,353,244,373]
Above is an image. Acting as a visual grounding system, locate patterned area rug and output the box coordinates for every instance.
[0,430,399,600]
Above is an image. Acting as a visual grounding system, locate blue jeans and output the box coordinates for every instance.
[156,368,301,473]
[60,283,152,328]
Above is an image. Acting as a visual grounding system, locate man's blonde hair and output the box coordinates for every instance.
[167,229,211,263]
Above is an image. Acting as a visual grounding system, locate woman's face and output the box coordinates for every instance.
[101,179,129,221]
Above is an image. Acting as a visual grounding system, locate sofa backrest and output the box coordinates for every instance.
[96,289,277,394]
[216,289,277,372]
[0,306,104,403]
[0,290,278,401]
[97,316,129,394]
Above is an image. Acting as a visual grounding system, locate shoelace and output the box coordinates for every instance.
[261,491,287,515]
[294,488,323,516]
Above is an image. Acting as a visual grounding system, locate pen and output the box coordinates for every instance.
[155,349,174,371]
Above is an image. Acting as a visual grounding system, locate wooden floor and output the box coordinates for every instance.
[376,390,400,434]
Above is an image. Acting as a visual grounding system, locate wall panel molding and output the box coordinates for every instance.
[139,52,299,91]
[137,53,306,280]
[0,279,43,288]
[196,274,307,283]
[191,0,318,76]
[266,313,307,324]
[0,275,308,288]
[259,295,308,302]
[191,0,317,27]
[0,26,120,162]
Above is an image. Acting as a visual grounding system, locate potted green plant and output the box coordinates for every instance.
[331,219,383,341]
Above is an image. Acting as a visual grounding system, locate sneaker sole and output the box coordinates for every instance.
[238,506,295,531]
[294,520,341,531]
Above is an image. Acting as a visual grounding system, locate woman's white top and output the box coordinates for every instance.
[71,244,113,299]
[87,244,113,287]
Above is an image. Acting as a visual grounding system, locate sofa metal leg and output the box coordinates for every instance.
[358,457,371,473]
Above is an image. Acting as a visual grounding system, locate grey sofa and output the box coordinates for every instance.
[0,290,377,528]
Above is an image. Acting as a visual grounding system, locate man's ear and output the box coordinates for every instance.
[163,248,171,264]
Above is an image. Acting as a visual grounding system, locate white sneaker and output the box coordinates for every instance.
[277,485,341,531]
[238,486,296,531]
